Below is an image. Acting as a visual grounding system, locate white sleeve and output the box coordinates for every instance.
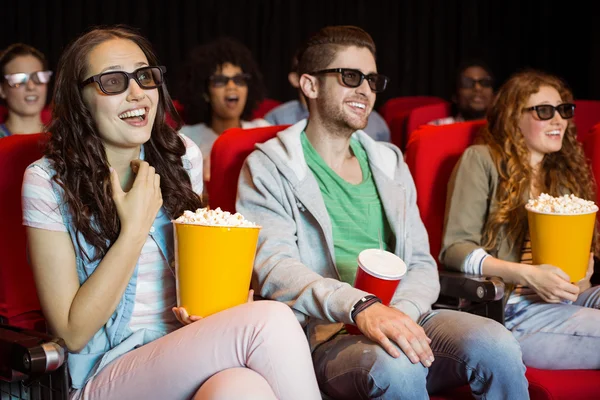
[462,248,490,275]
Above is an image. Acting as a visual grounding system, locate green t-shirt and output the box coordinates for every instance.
[301,132,392,285]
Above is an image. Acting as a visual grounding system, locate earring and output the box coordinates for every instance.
[203,93,210,103]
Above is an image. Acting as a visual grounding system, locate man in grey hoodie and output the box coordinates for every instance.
[237,26,529,399]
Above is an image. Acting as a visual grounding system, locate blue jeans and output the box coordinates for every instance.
[505,285,600,369]
[312,309,528,400]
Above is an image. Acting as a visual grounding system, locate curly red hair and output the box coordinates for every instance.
[480,70,597,254]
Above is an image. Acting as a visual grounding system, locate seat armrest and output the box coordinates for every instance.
[439,270,505,302]
[0,324,67,382]
[436,270,506,324]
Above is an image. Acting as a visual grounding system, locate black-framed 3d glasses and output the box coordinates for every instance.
[523,103,575,121]
[310,68,389,93]
[79,66,166,95]
[3,71,53,88]
[208,73,251,87]
[459,76,493,89]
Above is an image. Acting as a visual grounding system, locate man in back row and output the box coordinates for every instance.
[237,25,528,399]
[428,59,495,126]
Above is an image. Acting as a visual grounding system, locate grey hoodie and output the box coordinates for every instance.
[236,119,440,350]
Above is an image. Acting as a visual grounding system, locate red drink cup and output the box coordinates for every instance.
[346,249,407,335]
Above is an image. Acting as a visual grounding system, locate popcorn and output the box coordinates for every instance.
[526,193,598,214]
[174,207,259,227]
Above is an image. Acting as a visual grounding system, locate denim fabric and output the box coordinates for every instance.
[29,144,192,389]
[505,285,600,369]
[313,310,529,399]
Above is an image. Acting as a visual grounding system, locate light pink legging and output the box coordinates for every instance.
[73,301,321,400]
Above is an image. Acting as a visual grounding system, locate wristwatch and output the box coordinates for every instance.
[350,295,382,322]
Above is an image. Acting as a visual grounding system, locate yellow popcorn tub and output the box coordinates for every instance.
[526,206,597,282]
[173,222,261,317]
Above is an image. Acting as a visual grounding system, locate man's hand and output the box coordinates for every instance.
[354,303,434,367]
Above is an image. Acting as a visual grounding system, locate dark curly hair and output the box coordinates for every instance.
[46,25,202,261]
[177,37,265,125]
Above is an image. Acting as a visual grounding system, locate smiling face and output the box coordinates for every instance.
[310,46,377,134]
[456,65,494,119]
[207,63,249,122]
[0,54,48,118]
[81,38,159,153]
[519,85,569,166]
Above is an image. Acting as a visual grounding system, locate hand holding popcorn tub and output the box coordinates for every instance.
[526,194,598,282]
[171,208,261,323]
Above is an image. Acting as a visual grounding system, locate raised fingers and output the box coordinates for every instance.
[147,166,156,186]
[131,160,149,187]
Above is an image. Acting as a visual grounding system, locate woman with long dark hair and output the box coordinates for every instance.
[22,26,320,400]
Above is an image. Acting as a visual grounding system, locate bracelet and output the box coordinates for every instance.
[350,295,382,322]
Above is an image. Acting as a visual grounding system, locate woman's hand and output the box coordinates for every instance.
[171,307,203,325]
[522,264,580,303]
[172,290,255,325]
[576,253,594,294]
[110,160,163,239]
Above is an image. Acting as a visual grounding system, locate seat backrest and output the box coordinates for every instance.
[378,96,447,123]
[0,134,47,321]
[405,121,487,264]
[378,97,447,150]
[252,98,283,120]
[208,125,289,212]
[583,123,600,217]
[41,107,52,125]
[574,100,600,142]
[405,102,453,143]
[166,99,186,128]
[0,105,52,125]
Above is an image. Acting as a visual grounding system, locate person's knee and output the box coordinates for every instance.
[249,300,297,324]
[325,344,428,399]
[463,318,524,373]
[246,299,291,316]
[369,348,428,394]
[193,368,276,400]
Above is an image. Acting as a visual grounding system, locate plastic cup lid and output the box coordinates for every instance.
[358,249,407,280]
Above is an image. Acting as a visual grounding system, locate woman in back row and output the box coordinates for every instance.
[178,37,269,182]
[0,43,51,137]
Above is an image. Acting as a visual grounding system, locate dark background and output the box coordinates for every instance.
[3,0,600,109]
